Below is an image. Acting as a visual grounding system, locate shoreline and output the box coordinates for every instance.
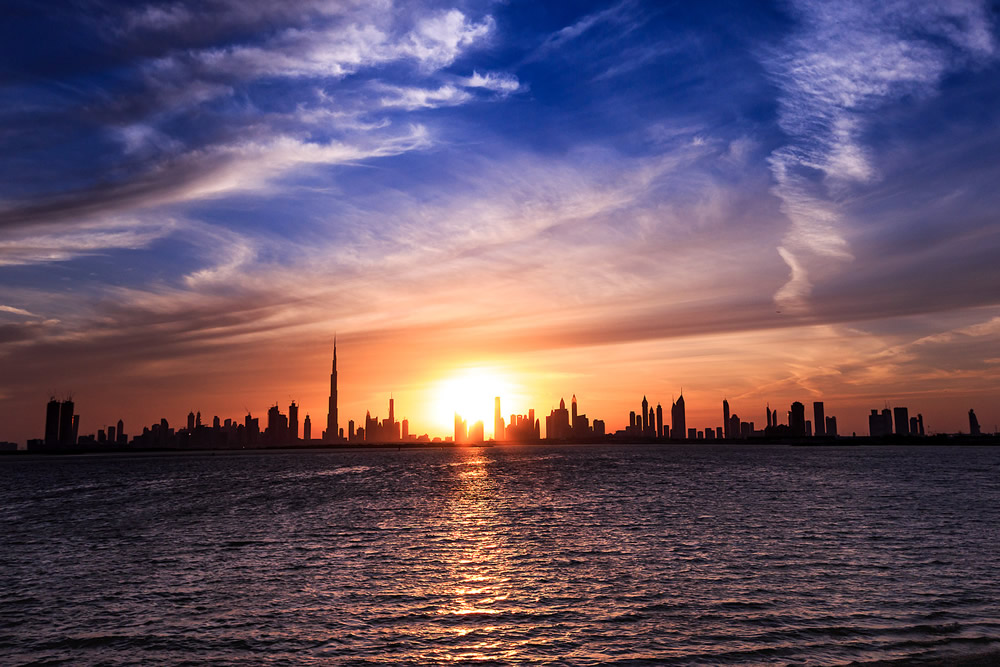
[2,433,999,456]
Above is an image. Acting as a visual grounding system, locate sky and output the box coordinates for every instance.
[1,0,999,443]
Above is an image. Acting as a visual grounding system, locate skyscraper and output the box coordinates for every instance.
[303,414,311,441]
[789,401,806,436]
[326,338,338,442]
[970,409,981,435]
[723,399,730,439]
[494,397,504,441]
[641,396,648,435]
[656,403,663,438]
[59,399,75,446]
[893,406,909,436]
[45,398,60,446]
[288,401,299,440]
[813,401,825,437]
[671,394,686,439]
[869,409,890,437]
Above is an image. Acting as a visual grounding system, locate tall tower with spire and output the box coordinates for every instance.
[641,396,649,435]
[326,338,338,442]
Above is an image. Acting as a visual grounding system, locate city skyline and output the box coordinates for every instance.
[12,341,994,449]
[1,2,1000,443]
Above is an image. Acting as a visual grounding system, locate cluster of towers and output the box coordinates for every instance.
[494,397,541,442]
[544,395,606,440]
[356,396,408,442]
[868,405,925,437]
[44,397,81,447]
[624,395,686,438]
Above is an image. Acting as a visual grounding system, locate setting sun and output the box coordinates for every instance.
[432,367,517,438]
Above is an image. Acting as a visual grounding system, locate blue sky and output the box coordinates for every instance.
[1,0,999,441]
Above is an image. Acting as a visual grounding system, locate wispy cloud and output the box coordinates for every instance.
[0,218,177,266]
[378,84,472,110]
[462,71,521,94]
[764,0,996,310]
[527,0,638,62]
[0,305,35,318]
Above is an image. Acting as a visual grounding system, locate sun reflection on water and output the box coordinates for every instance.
[436,452,513,655]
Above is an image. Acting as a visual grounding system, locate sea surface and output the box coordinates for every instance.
[2,444,1000,665]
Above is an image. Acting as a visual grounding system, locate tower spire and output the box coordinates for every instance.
[326,335,338,442]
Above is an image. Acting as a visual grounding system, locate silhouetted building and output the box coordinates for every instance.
[916,413,924,436]
[970,409,981,435]
[813,402,825,436]
[656,403,663,438]
[44,398,60,446]
[455,413,467,444]
[789,402,805,437]
[825,415,837,437]
[546,398,571,440]
[59,399,75,446]
[869,409,892,437]
[266,404,288,444]
[641,396,648,435]
[326,339,338,442]
[402,419,409,440]
[671,395,686,439]
[288,401,299,440]
[893,407,909,436]
[468,420,484,443]
[723,399,730,439]
[187,411,195,432]
[593,419,605,437]
[347,419,355,441]
[494,397,504,441]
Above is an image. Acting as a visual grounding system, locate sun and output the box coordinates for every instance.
[432,367,516,438]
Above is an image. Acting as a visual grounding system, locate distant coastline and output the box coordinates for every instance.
[3,433,999,456]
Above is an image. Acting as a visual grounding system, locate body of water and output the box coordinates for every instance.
[2,444,1000,665]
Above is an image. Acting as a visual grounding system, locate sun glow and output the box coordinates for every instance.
[433,367,516,438]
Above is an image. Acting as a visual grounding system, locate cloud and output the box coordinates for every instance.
[142,8,493,86]
[0,219,177,266]
[0,305,35,318]
[527,0,637,62]
[462,70,521,94]
[0,125,431,236]
[398,9,494,70]
[378,84,472,110]
[764,0,996,310]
